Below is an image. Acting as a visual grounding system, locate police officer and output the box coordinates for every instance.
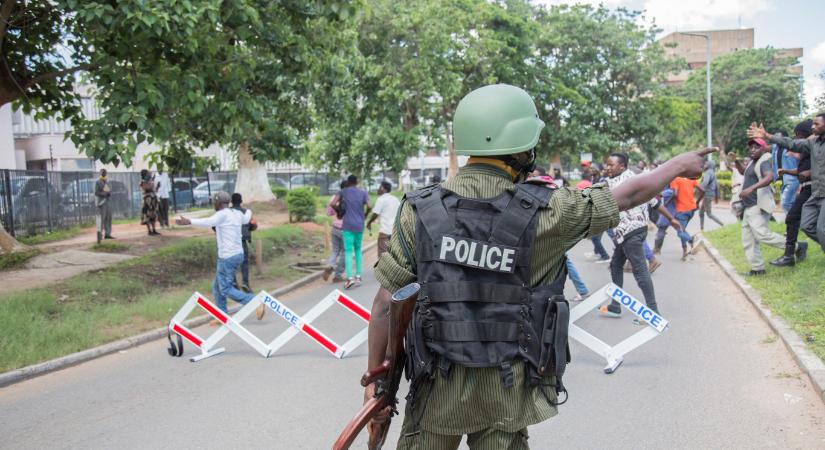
[364,84,712,450]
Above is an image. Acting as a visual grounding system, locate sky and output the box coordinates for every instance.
[534,0,825,113]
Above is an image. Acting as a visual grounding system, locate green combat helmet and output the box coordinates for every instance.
[453,84,545,156]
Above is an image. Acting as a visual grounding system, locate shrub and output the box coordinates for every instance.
[272,186,288,199]
[0,249,39,271]
[287,187,318,222]
[716,174,783,202]
[718,179,732,200]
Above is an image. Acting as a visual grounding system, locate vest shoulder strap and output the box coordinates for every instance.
[489,183,555,246]
[406,185,453,241]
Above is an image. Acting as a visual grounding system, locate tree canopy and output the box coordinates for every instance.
[2,0,807,177]
[678,48,800,153]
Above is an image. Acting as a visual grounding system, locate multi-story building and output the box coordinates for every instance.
[0,86,234,172]
[658,28,803,86]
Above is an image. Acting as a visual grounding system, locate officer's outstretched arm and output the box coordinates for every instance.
[611,148,716,211]
[367,287,393,369]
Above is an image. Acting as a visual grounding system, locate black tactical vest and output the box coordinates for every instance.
[404,183,570,395]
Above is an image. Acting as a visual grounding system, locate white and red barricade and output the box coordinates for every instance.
[168,292,272,362]
[168,289,371,362]
[264,289,371,358]
[569,283,670,373]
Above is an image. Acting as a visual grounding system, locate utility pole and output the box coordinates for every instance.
[680,32,713,156]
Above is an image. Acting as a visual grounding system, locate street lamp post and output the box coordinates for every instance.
[680,32,713,152]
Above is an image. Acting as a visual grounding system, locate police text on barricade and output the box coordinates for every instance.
[607,285,669,333]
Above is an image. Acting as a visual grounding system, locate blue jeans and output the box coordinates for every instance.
[213,253,256,312]
[590,233,610,259]
[643,241,653,261]
[781,181,799,213]
[565,257,588,295]
[675,210,695,248]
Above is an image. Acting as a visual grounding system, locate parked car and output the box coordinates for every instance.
[61,178,134,218]
[365,176,396,193]
[193,180,234,206]
[8,176,64,229]
[287,174,331,194]
[269,177,289,189]
[168,179,197,209]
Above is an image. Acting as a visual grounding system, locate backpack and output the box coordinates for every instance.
[331,194,346,219]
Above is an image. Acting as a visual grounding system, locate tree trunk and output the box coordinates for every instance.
[0,222,29,253]
[447,122,458,179]
[235,142,276,203]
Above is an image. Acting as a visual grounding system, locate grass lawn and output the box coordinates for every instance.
[705,223,825,361]
[17,226,85,245]
[0,249,39,271]
[91,241,131,253]
[0,224,326,373]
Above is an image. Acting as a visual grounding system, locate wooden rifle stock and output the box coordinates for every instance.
[333,282,420,450]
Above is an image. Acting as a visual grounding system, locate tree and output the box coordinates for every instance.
[308,0,539,177]
[65,1,357,202]
[0,0,89,119]
[1,1,357,204]
[815,70,825,112]
[678,48,800,153]
[530,4,681,163]
[636,95,703,160]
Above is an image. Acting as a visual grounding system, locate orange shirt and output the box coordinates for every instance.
[670,177,699,212]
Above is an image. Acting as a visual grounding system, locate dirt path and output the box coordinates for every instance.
[3,250,135,294]
[3,202,290,294]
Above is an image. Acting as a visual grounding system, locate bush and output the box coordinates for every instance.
[718,179,732,200]
[716,173,783,202]
[0,249,39,271]
[287,187,318,222]
[272,186,288,199]
[716,170,731,181]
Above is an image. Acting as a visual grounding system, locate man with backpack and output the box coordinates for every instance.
[231,193,257,294]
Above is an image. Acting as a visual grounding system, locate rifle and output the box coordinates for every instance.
[333,282,420,450]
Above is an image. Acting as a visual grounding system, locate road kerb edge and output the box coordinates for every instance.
[0,240,378,388]
[703,240,825,405]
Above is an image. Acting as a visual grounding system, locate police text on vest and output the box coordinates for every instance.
[438,235,519,273]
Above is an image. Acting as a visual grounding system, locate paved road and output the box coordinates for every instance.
[2,206,824,449]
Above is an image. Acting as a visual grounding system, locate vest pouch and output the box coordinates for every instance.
[405,302,434,384]
[538,295,570,394]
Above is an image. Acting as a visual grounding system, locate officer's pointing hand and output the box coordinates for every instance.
[676,147,718,179]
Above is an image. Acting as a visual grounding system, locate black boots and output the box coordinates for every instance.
[769,255,794,267]
[796,241,809,262]
[770,241,809,267]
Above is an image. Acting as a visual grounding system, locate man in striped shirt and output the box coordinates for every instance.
[363,84,713,449]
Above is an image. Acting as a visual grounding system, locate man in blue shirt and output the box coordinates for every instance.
[340,174,372,289]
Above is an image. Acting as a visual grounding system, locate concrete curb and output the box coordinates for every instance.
[703,239,825,405]
[0,240,378,389]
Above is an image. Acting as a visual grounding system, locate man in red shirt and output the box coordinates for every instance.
[670,176,705,259]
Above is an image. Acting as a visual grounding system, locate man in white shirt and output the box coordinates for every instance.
[176,191,263,319]
[156,170,171,228]
[366,180,400,258]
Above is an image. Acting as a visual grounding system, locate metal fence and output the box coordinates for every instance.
[0,169,396,237]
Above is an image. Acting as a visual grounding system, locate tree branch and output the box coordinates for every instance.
[0,0,16,49]
[23,63,95,89]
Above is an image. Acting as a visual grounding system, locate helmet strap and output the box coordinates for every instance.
[505,149,536,181]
